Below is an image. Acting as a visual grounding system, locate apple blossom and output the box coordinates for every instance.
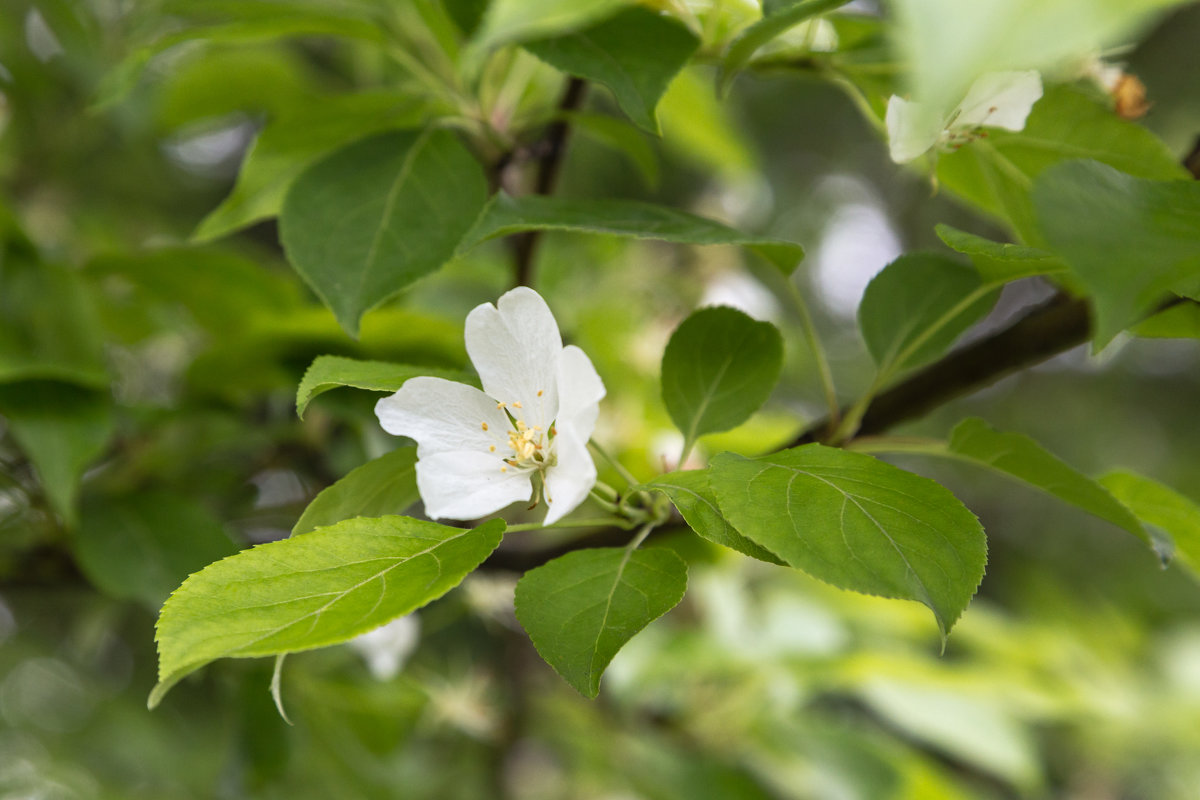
[375,287,605,525]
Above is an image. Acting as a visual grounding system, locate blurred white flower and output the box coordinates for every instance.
[349,615,420,681]
[885,71,1044,163]
[375,287,605,525]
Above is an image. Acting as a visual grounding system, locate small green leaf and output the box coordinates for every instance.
[515,547,687,698]
[1032,159,1200,346]
[152,516,504,707]
[194,92,430,242]
[296,355,468,419]
[525,7,699,133]
[280,130,489,337]
[74,491,239,608]
[1132,303,1200,340]
[946,418,1153,551]
[938,86,1185,240]
[0,382,114,526]
[292,448,419,536]
[472,0,631,50]
[660,307,783,458]
[708,445,987,638]
[644,469,783,564]
[1101,471,1200,575]
[858,253,997,380]
[934,224,1067,284]
[720,0,849,95]
[459,193,803,274]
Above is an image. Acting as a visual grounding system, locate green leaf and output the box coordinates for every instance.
[1100,471,1200,576]
[643,469,782,564]
[937,86,1186,240]
[195,92,431,242]
[657,67,758,179]
[566,111,660,187]
[525,7,699,133]
[459,193,804,274]
[472,0,631,50]
[279,129,489,337]
[514,547,687,698]
[0,382,114,525]
[74,491,239,608]
[943,418,1154,551]
[708,445,987,638]
[296,355,469,419]
[660,306,783,458]
[151,516,504,707]
[1032,159,1200,346]
[1131,302,1200,340]
[720,0,850,95]
[934,224,1067,284]
[858,253,998,380]
[292,448,419,536]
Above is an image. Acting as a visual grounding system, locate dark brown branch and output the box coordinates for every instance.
[509,77,588,287]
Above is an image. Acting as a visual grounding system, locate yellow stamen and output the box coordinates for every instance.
[481,422,488,431]
[489,445,495,452]
[537,390,543,397]
[512,401,523,409]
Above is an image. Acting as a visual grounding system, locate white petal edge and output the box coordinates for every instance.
[954,70,1043,132]
[885,94,943,164]
[415,450,533,521]
[375,377,510,457]
[556,344,605,439]
[543,425,596,526]
[465,287,562,425]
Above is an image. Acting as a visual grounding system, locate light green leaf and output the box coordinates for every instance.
[891,0,1184,126]
[858,253,998,380]
[195,92,430,242]
[514,547,687,698]
[708,445,987,638]
[720,0,850,95]
[657,67,758,178]
[279,129,489,337]
[292,448,419,536]
[151,516,504,707]
[296,355,468,419]
[934,224,1067,284]
[937,86,1186,240]
[1033,159,1200,346]
[525,7,698,133]
[459,193,804,274]
[1132,302,1200,339]
[1100,471,1200,576]
[472,0,631,50]
[0,382,114,526]
[74,491,239,608]
[566,111,660,187]
[660,306,783,458]
[644,469,782,564]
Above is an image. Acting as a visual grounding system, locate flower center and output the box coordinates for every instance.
[492,397,556,474]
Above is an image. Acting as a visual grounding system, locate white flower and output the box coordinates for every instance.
[349,614,420,681]
[375,287,605,525]
[885,70,1043,163]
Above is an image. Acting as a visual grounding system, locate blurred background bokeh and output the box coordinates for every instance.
[2,1,1200,797]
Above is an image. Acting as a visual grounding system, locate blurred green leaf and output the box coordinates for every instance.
[1033,159,1200,346]
[296,355,468,419]
[566,111,660,187]
[195,92,431,242]
[644,469,783,564]
[0,382,114,525]
[515,546,687,697]
[280,130,489,337]
[525,7,699,133]
[152,516,505,707]
[660,306,783,457]
[938,87,1185,240]
[74,491,238,608]
[657,67,758,178]
[858,253,998,380]
[1101,471,1200,576]
[709,445,987,638]
[1131,302,1200,339]
[934,224,1067,283]
[720,0,850,95]
[460,193,804,273]
[291,447,419,536]
[472,0,631,50]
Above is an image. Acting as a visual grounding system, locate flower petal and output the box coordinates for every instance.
[543,425,596,525]
[955,70,1042,132]
[375,377,510,456]
[556,345,605,438]
[465,287,562,426]
[415,450,533,520]
[885,94,943,163]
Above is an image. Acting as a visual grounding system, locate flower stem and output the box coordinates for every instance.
[625,522,656,552]
[506,517,636,533]
[588,440,641,489]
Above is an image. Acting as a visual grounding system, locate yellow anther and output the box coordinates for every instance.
[497,402,506,409]
[512,401,523,409]
[489,445,495,452]
[537,390,543,397]
[501,466,507,473]
[481,422,488,431]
